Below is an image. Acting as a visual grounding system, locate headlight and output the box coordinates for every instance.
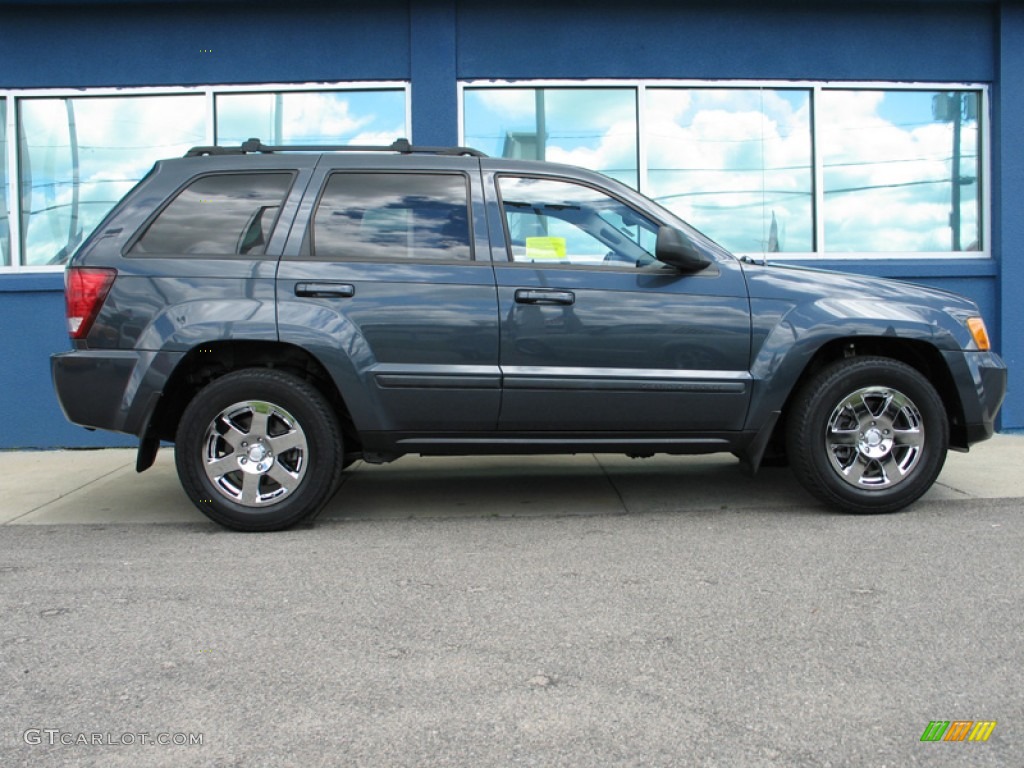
[966,316,991,351]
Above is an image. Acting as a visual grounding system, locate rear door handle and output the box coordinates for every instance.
[294,282,355,298]
[514,289,575,306]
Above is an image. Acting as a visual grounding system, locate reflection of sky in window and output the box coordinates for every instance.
[19,95,205,265]
[645,88,813,254]
[216,91,407,146]
[14,90,408,266]
[465,85,983,255]
[821,90,980,252]
[463,88,638,188]
[314,173,471,261]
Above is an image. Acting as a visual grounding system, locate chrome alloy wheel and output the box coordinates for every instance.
[201,400,309,506]
[824,386,925,490]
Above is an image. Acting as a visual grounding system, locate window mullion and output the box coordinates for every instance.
[205,89,216,145]
[637,83,647,194]
[812,85,825,255]
[7,96,23,269]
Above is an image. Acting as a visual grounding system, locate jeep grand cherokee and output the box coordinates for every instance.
[51,139,1007,531]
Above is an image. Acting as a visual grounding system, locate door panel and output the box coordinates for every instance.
[488,172,752,432]
[277,158,500,434]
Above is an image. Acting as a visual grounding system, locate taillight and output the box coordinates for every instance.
[65,267,117,339]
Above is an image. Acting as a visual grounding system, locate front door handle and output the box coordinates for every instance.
[514,289,575,306]
[294,282,355,298]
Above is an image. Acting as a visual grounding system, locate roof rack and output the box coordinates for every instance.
[185,137,487,158]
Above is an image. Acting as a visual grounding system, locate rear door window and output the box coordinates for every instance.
[310,172,473,261]
[130,172,294,256]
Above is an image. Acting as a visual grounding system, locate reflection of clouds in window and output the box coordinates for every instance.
[463,88,638,188]
[821,90,980,252]
[19,95,205,265]
[645,88,813,254]
[215,91,406,146]
[313,174,472,262]
[464,83,984,256]
[10,88,409,266]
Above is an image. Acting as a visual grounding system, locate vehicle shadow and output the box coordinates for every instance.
[319,453,817,522]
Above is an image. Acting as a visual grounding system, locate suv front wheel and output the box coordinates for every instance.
[786,356,949,513]
[175,369,343,531]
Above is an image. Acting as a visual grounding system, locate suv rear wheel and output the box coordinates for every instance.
[786,356,949,513]
[175,369,343,531]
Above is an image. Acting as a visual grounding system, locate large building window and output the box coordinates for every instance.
[462,82,987,258]
[1,83,409,270]
[645,88,813,254]
[215,90,407,146]
[463,87,638,189]
[18,95,205,267]
[820,89,981,253]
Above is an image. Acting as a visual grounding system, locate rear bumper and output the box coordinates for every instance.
[51,349,184,436]
[943,349,1008,447]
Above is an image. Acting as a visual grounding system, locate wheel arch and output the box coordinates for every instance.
[761,337,969,462]
[143,340,359,459]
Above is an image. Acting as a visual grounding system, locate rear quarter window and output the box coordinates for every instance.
[129,172,294,257]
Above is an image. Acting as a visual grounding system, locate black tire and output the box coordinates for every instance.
[175,369,343,531]
[786,356,948,514]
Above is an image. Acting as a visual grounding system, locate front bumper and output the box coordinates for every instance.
[943,349,1008,447]
[51,349,184,436]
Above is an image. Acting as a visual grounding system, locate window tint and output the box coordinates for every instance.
[131,172,293,256]
[498,176,659,268]
[312,173,472,261]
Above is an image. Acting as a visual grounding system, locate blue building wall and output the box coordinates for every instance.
[995,1,1024,429]
[0,0,1018,447]
[457,2,996,83]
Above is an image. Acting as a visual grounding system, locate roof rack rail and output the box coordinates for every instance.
[185,137,487,158]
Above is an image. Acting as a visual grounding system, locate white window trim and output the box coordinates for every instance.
[1,81,411,273]
[458,78,992,261]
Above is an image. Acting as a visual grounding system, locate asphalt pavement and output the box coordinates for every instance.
[0,438,1021,767]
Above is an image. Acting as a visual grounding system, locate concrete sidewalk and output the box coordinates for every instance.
[2,435,1022,526]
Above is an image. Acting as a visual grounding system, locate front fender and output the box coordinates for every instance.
[744,296,966,431]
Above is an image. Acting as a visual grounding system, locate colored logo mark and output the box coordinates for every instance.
[921,720,997,742]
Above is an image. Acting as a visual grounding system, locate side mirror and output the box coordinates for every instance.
[655,226,711,273]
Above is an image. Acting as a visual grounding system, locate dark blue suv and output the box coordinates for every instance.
[52,139,1007,531]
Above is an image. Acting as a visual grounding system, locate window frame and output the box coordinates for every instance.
[459,79,992,261]
[1,81,411,273]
